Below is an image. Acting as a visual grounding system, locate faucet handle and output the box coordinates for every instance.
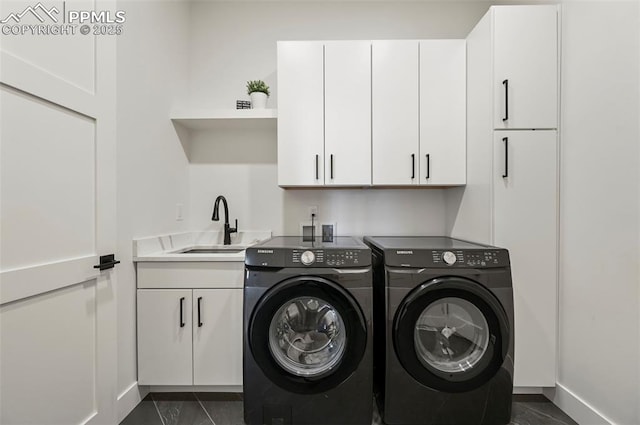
[230,219,238,234]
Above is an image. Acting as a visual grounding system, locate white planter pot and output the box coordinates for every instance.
[250,92,268,109]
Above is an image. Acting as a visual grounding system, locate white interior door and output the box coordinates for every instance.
[0,1,118,423]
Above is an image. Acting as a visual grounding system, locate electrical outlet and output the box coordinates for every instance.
[175,203,184,221]
[307,205,318,218]
[322,222,337,242]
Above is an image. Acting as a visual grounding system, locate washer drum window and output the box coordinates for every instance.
[269,296,347,377]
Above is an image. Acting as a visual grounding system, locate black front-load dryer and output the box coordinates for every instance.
[244,236,373,425]
[364,236,514,425]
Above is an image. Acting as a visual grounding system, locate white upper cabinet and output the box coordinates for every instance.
[278,39,465,187]
[277,41,324,186]
[372,41,419,185]
[493,6,558,129]
[324,41,372,186]
[419,40,466,185]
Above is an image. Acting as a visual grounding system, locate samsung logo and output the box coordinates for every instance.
[396,250,414,255]
[257,249,274,254]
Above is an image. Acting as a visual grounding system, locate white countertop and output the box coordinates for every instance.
[133,230,271,262]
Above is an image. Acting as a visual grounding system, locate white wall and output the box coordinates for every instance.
[186,1,491,237]
[552,2,640,424]
[116,0,191,416]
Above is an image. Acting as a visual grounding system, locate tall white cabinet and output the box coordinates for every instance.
[451,5,559,388]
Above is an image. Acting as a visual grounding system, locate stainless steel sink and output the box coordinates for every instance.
[175,247,245,254]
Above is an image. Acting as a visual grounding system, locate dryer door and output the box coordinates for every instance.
[394,276,510,392]
[249,276,367,394]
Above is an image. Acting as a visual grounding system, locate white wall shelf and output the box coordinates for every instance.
[170,109,277,130]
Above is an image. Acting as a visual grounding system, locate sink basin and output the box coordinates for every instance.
[175,247,245,254]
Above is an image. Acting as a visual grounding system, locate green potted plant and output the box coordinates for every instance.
[246,80,270,109]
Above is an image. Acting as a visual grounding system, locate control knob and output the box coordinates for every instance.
[300,250,315,266]
[442,251,457,265]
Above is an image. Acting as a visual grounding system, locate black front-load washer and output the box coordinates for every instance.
[244,236,373,425]
[364,236,514,425]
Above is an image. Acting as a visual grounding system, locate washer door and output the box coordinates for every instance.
[394,276,509,393]
[250,276,367,394]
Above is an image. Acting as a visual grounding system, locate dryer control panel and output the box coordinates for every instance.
[384,248,510,268]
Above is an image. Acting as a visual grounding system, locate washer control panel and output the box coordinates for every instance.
[291,249,362,267]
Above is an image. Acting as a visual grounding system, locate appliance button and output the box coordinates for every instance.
[442,251,457,265]
[300,250,315,266]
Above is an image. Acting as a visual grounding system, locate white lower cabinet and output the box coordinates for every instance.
[137,287,243,386]
[137,289,193,385]
[193,289,243,386]
[493,130,558,387]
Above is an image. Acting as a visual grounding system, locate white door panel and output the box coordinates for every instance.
[1,87,96,270]
[0,0,96,93]
[372,41,419,185]
[193,289,243,385]
[493,130,557,386]
[277,41,324,186]
[325,41,371,186]
[493,6,558,129]
[419,40,466,185]
[137,290,193,385]
[0,282,98,425]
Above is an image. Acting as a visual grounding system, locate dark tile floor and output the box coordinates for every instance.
[121,393,578,425]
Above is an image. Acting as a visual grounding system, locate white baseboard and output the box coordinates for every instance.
[513,386,544,394]
[543,384,614,425]
[117,382,149,423]
[149,385,243,393]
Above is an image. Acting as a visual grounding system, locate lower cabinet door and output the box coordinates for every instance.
[193,289,243,386]
[137,289,193,385]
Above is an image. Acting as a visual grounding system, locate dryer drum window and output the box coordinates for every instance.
[394,277,510,393]
[269,296,347,377]
[249,277,368,394]
[414,297,490,374]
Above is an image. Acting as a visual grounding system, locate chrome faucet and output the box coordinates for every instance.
[212,195,238,245]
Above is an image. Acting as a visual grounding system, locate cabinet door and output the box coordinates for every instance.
[493,6,558,129]
[325,41,372,186]
[493,130,557,387]
[193,289,243,386]
[372,41,419,185]
[137,290,192,385]
[277,41,324,186]
[419,40,466,185]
